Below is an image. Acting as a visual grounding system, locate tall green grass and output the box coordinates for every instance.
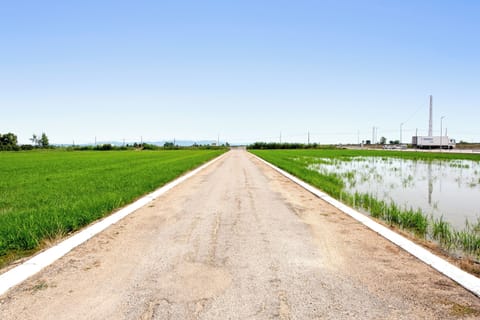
[0,150,224,265]
[251,149,480,258]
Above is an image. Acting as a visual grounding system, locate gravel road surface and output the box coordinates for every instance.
[1,149,479,319]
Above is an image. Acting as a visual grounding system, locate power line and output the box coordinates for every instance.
[402,103,427,125]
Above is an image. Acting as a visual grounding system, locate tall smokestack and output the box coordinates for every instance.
[428,95,433,137]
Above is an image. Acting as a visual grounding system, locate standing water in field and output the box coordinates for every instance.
[308,157,480,230]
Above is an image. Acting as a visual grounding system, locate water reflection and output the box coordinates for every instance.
[428,162,432,205]
[308,157,480,230]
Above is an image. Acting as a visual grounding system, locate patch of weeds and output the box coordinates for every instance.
[29,280,49,292]
[455,230,480,256]
[432,217,454,248]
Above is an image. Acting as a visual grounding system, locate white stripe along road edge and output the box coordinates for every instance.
[0,152,227,296]
[251,153,480,298]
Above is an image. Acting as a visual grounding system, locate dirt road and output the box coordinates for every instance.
[1,150,479,319]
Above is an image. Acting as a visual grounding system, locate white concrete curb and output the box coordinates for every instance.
[0,152,227,296]
[251,153,480,298]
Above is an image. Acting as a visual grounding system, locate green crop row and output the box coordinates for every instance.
[0,149,224,266]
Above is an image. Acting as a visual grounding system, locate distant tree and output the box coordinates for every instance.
[379,136,387,145]
[0,132,19,150]
[96,143,112,150]
[164,142,174,148]
[1,133,17,146]
[20,144,34,150]
[39,132,49,148]
[142,143,157,150]
[30,134,38,146]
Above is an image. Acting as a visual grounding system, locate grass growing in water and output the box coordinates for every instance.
[0,149,224,267]
[432,217,454,248]
[350,193,428,236]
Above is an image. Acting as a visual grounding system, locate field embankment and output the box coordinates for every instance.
[0,149,225,268]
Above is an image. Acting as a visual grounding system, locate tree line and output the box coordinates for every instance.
[0,132,228,152]
[0,132,49,151]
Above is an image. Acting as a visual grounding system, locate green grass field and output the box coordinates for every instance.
[250,149,480,259]
[0,149,224,266]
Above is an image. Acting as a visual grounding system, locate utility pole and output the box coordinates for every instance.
[94,136,97,146]
[217,134,220,146]
[308,131,310,145]
[280,131,282,144]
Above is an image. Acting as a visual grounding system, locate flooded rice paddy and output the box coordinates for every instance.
[309,157,480,230]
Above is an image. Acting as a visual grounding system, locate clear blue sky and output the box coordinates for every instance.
[1,0,479,145]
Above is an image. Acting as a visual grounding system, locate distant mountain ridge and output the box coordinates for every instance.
[55,140,228,147]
